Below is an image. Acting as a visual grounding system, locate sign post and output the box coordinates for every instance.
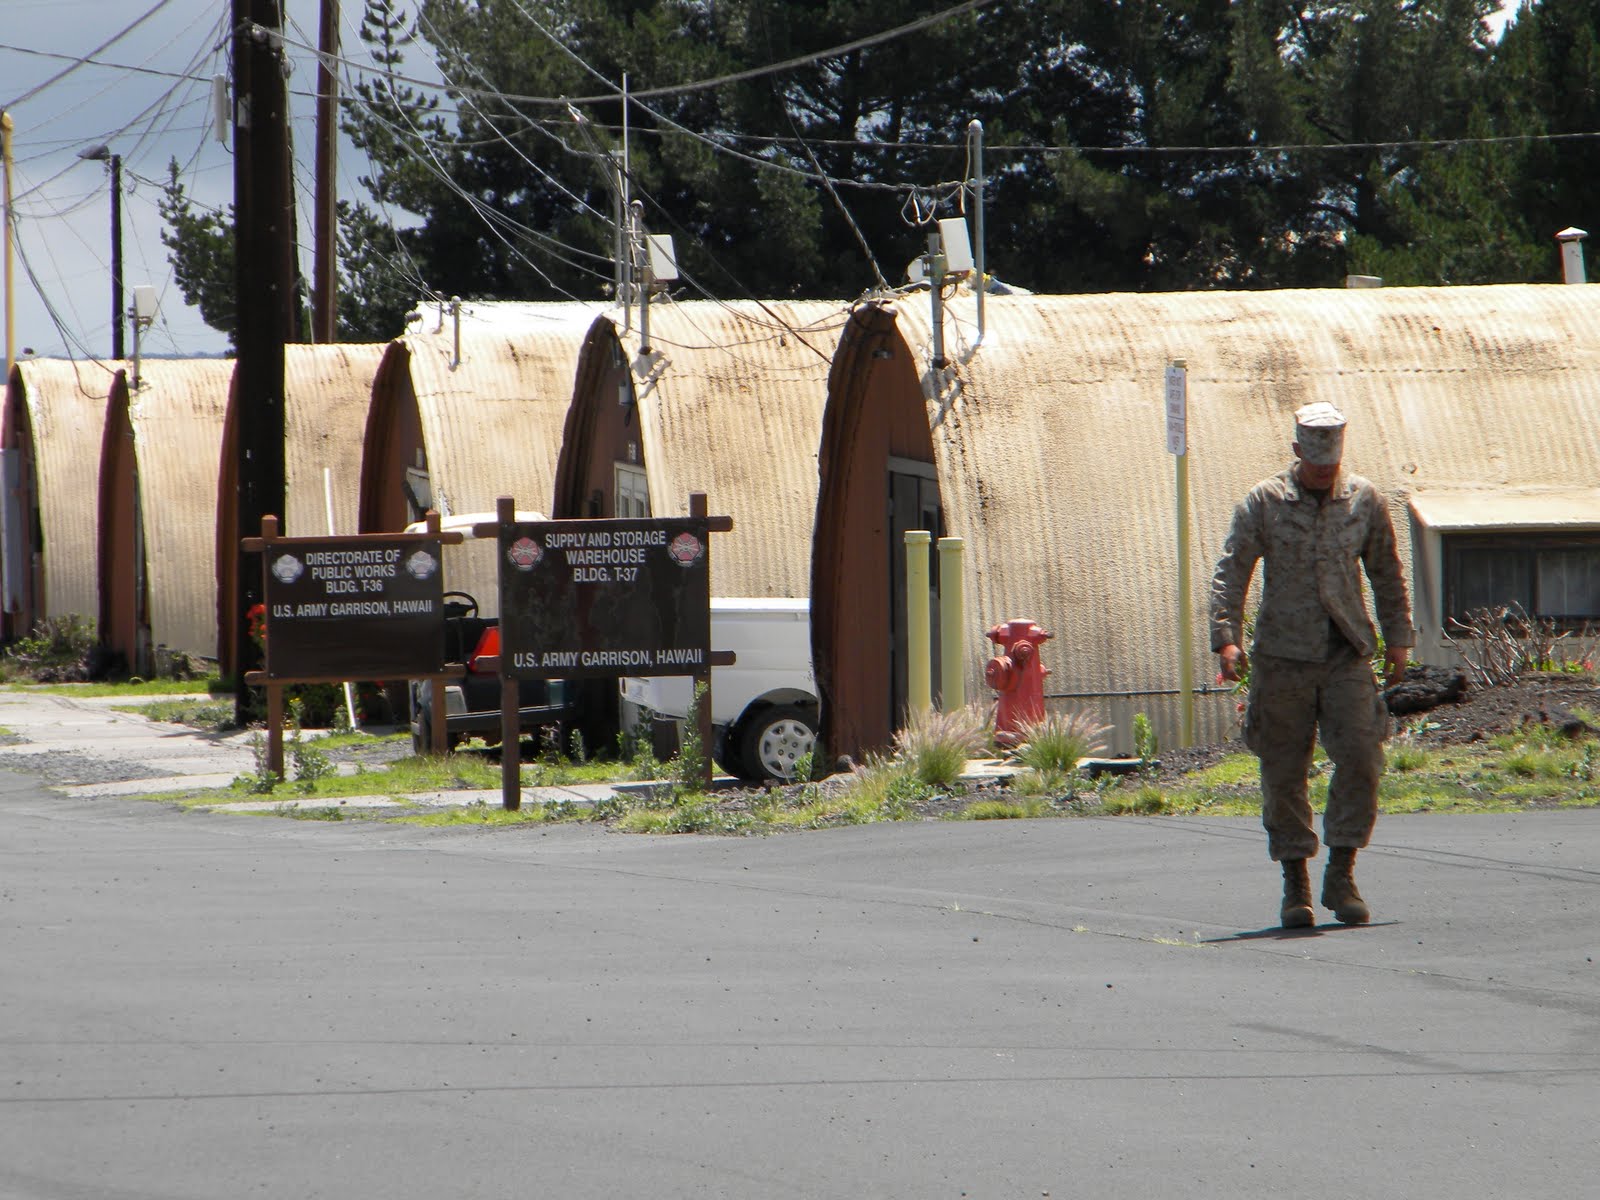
[487,492,733,810]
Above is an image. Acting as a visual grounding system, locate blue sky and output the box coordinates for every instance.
[1,0,382,362]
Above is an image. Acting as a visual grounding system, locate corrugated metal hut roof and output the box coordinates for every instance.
[377,302,604,605]
[6,359,117,625]
[285,343,385,535]
[878,284,1600,746]
[611,298,851,598]
[130,359,235,659]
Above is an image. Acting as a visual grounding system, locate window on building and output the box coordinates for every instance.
[1446,534,1600,628]
[614,463,650,518]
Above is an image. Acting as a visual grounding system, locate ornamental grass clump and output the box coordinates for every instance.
[1010,709,1112,798]
[892,704,992,788]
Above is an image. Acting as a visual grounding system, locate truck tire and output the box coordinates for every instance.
[737,704,817,782]
[411,701,433,756]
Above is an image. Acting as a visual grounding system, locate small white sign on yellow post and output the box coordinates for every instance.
[1166,361,1195,749]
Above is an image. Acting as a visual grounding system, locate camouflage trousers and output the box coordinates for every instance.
[1242,648,1390,862]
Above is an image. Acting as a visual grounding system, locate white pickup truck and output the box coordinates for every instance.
[619,597,817,781]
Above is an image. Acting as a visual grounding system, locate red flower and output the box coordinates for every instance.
[246,602,267,648]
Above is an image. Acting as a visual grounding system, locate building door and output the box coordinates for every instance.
[888,458,942,730]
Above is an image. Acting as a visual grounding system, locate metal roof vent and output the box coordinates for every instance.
[1556,227,1588,285]
[1345,274,1383,288]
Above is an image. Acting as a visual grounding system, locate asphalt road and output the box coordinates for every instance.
[3,769,1598,1199]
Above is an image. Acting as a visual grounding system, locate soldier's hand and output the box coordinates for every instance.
[1383,645,1408,689]
[1219,644,1247,682]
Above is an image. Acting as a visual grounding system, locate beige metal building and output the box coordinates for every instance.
[215,344,385,676]
[814,284,1600,761]
[553,298,851,598]
[2,359,118,642]
[360,302,604,613]
[107,359,237,663]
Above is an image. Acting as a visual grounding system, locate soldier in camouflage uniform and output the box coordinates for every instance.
[1210,402,1413,928]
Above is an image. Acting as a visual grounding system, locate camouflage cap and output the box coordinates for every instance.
[1294,401,1346,465]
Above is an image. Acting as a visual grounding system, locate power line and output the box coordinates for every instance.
[268,0,1000,109]
[3,0,180,109]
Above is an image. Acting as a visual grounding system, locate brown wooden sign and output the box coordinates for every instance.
[258,534,446,681]
[493,514,717,680]
[241,514,466,774]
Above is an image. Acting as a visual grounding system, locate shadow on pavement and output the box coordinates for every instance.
[1202,919,1400,943]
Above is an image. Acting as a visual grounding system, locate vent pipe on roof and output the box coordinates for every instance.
[967,119,985,347]
[449,296,461,369]
[927,227,947,370]
[1557,227,1588,285]
[631,200,651,355]
[1345,274,1383,288]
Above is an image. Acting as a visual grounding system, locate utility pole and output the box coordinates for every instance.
[77,145,124,358]
[312,0,339,342]
[232,0,296,721]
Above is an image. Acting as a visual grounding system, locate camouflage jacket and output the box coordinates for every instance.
[1210,465,1415,662]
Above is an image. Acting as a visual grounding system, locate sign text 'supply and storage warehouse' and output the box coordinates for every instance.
[495,517,714,679]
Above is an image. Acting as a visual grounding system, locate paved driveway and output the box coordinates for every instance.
[2,762,1595,1199]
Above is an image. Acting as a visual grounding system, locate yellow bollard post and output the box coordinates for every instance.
[905,530,932,720]
[938,536,965,710]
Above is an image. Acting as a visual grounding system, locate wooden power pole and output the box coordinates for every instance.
[232,0,296,722]
[313,0,339,343]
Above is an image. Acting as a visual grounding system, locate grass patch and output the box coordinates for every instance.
[1186,754,1261,788]
[116,698,236,731]
[402,801,559,827]
[959,796,1056,820]
[13,677,223,697]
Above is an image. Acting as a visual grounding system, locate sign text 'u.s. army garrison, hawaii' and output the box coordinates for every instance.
[497,518,711,679]
[261,537,447,680]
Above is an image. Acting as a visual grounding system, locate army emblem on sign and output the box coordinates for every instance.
[668,532,703,567]
[507,536,542,571]
[271,554,304,584]
[405,549,438,580]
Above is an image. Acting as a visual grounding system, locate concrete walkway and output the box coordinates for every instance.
[0,689,621,811]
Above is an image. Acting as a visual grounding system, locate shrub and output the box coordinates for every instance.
[4,614,96,682]
[1011,709,1111,776]
[892,704,991,787]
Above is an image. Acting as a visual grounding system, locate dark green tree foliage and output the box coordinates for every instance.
[162,0,1594,347]
[1490,0,1600,268]
[158,162,236,344]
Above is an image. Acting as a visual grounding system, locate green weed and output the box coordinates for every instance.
[893,704,991,787]
[1010,709,1111,777]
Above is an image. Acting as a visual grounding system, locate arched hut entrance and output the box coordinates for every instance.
[554,300,846,761]
[98,371,147,674]
[812,303,943,764]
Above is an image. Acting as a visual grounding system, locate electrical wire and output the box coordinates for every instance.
[3,0,179,109]
[267,0,1000,109]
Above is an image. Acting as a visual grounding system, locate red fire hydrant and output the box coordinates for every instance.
[986,619,1052,747]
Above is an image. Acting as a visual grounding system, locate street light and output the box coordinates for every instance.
[76,143,123,360]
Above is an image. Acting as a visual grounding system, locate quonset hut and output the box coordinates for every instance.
[813,285,1600,762]
[554,299,848,590]
[359,302,603,613]
[98,359,235,669]
[215,343,384,678]
[2,359,116,644]
[552,298,848,751]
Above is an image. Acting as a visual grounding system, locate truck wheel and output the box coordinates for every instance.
[738,705,817,782]
[411,702,433,756]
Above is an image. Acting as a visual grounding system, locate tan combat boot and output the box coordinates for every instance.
[1321,846,1370,925]
[1280,858,1314,928]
